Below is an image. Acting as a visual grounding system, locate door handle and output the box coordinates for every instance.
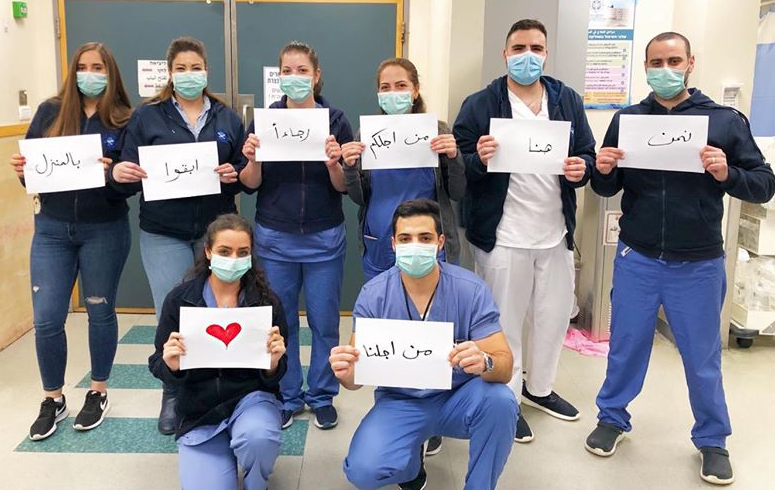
[242,104,253,127]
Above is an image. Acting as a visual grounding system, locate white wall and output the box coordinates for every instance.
[0,0,58,126]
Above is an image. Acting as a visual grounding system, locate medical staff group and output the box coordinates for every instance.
[9,17,774,490]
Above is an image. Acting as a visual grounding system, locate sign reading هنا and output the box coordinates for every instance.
[583,0,638,110]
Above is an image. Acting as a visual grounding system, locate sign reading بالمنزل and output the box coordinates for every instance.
[12,1,28,19]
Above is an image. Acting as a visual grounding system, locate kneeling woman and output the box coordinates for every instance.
[149,214,288,490]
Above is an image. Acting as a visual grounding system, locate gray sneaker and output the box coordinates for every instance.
[584,422,624,457]
[700,447,734,485]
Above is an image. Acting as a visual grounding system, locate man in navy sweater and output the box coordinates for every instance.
[454,18,596,443]
[586,32,775,485]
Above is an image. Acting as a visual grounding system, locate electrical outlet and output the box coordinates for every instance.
[18,105,31,121]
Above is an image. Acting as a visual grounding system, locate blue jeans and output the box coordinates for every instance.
[31,213,130,391]
[344,377,517,490]
[139,230,200,322]
[596,242,731,449]
[260,255,344,411]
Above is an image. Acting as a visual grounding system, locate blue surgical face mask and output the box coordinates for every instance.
[378,91,413,115]
[209,254,252,283]
[172,71,208,100]
[507,51,544,86]
[395,243,438,279]
[279,75,314,103]
[646,67,687,100]
[76,71,108,98]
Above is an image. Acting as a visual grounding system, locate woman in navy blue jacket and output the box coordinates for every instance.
[9,42,132,440]
[108,36,246,435]
[240,41,352,431]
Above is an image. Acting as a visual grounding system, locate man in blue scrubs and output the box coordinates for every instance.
[586,32,775,485]
[330,199,517,490]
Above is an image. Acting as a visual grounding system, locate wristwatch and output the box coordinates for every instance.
[481,352,494,373]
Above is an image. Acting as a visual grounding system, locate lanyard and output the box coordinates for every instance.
[401,278,440,322]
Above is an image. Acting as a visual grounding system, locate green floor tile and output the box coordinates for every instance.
[16,418,310,455]
[119,325,157,345]
[77,364,161,390]
[299,327,311,346]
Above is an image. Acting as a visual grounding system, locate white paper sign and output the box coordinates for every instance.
[263,66,283,108]
[139,141,221,201]
[179,306,272,370]
[20,134,105,194]
[254,108,329,161]
[488,119,571,175]
[137,59,169,98]
[354,318,453,390]
[359,113,439,170]
[618,114,708,173]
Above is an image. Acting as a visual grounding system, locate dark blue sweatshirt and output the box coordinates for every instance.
[243,95,354,234]
[109,98,246,241]
[453,76,596,253]
[592,89,775,261]
[25,100,128,223]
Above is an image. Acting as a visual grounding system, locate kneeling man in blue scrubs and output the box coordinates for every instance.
[329,198,517,490]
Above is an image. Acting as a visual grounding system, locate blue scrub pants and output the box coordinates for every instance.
[260,255,344,411]
[177,394,282,490]
[344,377,517,490]
[596,242,731,449]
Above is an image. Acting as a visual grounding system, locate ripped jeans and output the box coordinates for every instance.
[30,213,131,391]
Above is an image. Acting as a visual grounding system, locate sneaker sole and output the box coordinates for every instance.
[584,433,625,457]
[700,454,735,485]
[73,400,110,431]
[425,445,442,456]
[313,418,338,430]
[514,433,534,444]
[522,397,580,421]
[29,407,70,441]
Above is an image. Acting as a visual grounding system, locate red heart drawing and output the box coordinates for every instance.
[206,322,242,348]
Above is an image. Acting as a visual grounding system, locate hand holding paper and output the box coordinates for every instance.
[359,113,438,170]
[254,108,329,161]
[139,141,221,201]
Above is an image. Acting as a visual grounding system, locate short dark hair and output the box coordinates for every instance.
[645,32,691,59]
[505,19,548,43]
[391,199,442,237]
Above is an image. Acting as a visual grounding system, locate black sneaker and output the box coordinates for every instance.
[29,396,69,441]
[700,447,734,485]
[281,409,295,430]
[585,422,624,457]
[514,414,534,443]
[73,390,110,431]
[398,444,427,490]
[425,436,442,456]
[313,405,338,430]
[522,385,580,421]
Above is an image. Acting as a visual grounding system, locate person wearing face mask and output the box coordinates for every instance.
[453,19,596,444]
[586,32,775,485]
[9,42,133,440]
[109,36,246,435]
[240,41,353,432]
[341,58,466,285]
[149,214,288,490]
[329,199,516,490]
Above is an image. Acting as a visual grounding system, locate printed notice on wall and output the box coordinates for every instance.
[583,0,637,109]
[264,66,283,108]
[138,60,169,98]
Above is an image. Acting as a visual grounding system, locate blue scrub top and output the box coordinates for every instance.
[352,262,502,398]
[254,222,346,263]
[363,168,436,272]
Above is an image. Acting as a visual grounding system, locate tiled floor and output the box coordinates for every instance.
[0,313,774,490]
